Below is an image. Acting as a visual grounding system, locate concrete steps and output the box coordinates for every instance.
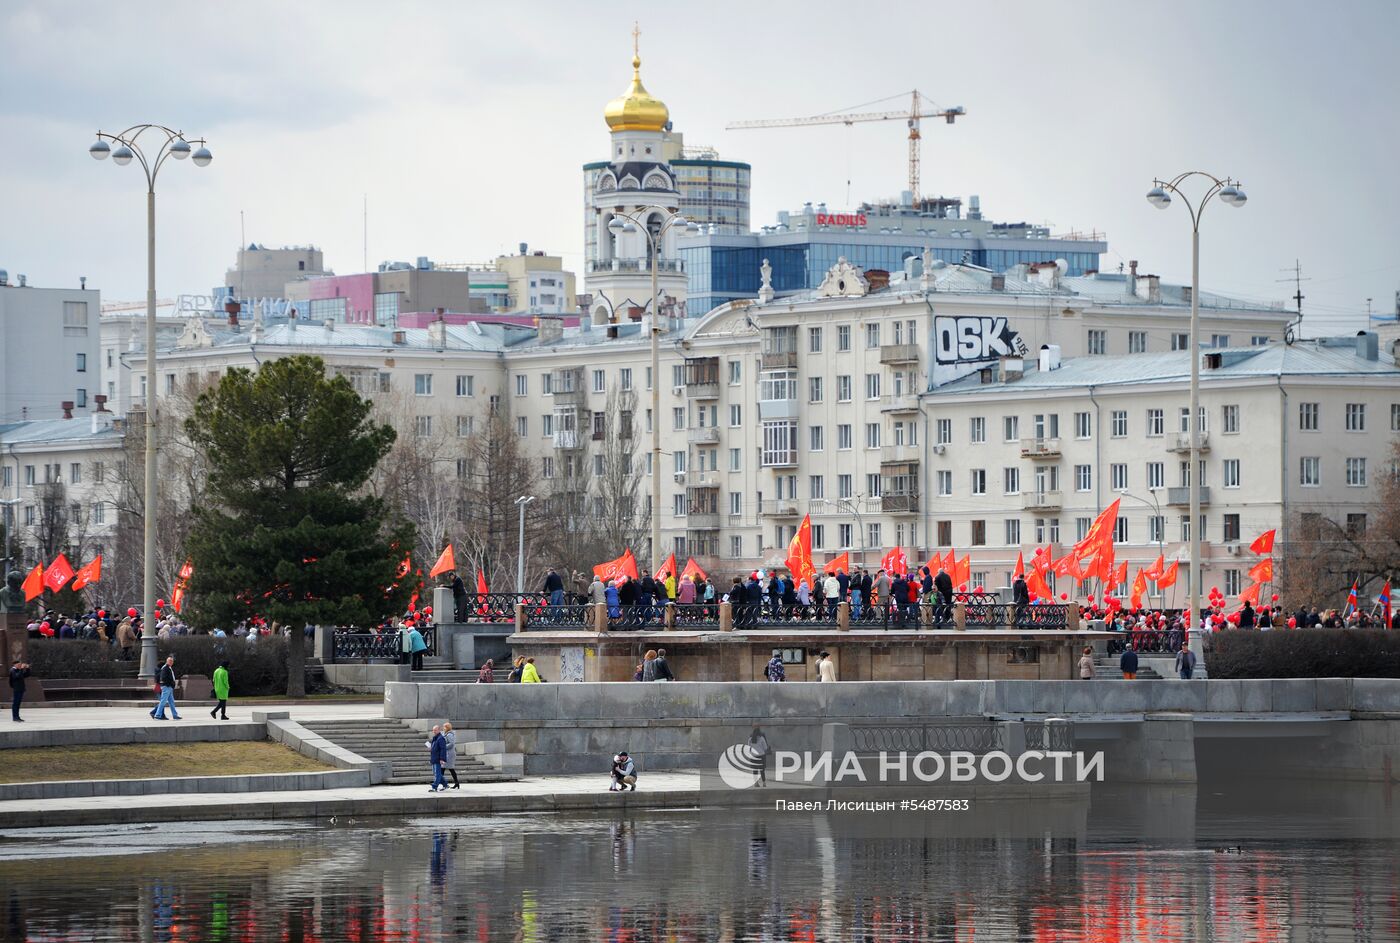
[301,718,517,786]
[1093,658,1163,680]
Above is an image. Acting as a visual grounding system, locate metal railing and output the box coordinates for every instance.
[851,724,1003,754]
[671,603,721,627]
[1024,721,1075,752]
[519,604,592,630]
[332,625,436,661]
[457,592,548,623]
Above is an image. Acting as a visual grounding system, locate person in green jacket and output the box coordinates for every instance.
[210,661,230,720]
[521,657,543,683]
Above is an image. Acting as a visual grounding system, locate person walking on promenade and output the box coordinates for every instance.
[934,566,954,626]
[151,655,182,720]
[521,657,542,683]
[765,651,786,682]
[633,661,645,682]
[427,725,447,792]
[406,621,427,671]
[875,569,892,623]
[507,657,525,683]
[1175,644,1197,680]
[1120,644,1138,680]
[749,726,770,787]
[653,648,675,681]
[817,651,837,682]
[9,659,31,722]
[442,722,461,789]
[641,649,658,681]
[210,660,230,719]
[477,659,495,683]
[1078,646,1095,680]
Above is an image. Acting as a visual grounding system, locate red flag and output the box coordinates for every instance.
[1072,499,1122,560]
[429,544,456,578]
[1031,546,1052,575]
[954,554,971,588]
[1144,554,1166,581]
[21,564,42,601]
[1106,561,1128,591]
[169,558,194,613]
[1129,569,1147,609]
[1381,579,1391,628]
[681,557,708,581]
[1156,560,1179,589]
[823,552,849,576]
[1238,582,1262,606]
[944,548,958,574]
[42,554,75,594]
[1013,550,1025,579]
[1051,554,1077,578]
[476,570,488,595]
[70,555,103,591]
[657,552,676,581]
[1247,558,1273,583]
[1026,570,1051,601]
[1249,530,1276,555]
[786,515,815,588]
[593,548,639,582]
[879,546,908,576]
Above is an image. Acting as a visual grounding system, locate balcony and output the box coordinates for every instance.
[881,393,920,414]
[760,349,797,370]
[1166,486,1211,506]
[587,258,684,274]
[881,493,920,514]
[687,426,721,445]
[1019,437,1061,458]
[686,511,722,530]
[551,430,580,450]
[879,343,921,365]
[758,498,801,517]
[1169,432,1210,453]
[1021,490,1063,511]
[880,443,920,464]
[684,470,720,489]
[684,357,721,399]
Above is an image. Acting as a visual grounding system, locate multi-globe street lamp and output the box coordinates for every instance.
[90,125,212,679]
[606,207,699,567]
[1145,171,1247,663]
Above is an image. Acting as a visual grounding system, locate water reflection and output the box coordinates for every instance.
[2,782,1398,941]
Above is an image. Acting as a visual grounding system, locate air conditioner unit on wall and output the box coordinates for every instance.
[1225,543,1241,556]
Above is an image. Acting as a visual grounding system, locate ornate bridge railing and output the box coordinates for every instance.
[519,604,592,631]
[1023,721,1075,752]
[332,626,436,661]
[850,724,1004,754]
[671,603,721,628]
[459,592,549,623]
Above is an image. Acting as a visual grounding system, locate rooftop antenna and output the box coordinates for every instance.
[1277,259,1308,345]
[363,194,368,274]
[239,210,246,300]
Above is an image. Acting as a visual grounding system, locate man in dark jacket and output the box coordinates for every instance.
[836,569,850,602]
[765,653,786,682]
[1239,600,1255,629]
[891,574,910,627]
[450,571,468,622]
[652,648,675,681]
[637,570,657,626]
[1120,644,1138,679]
[746,573,763,626]
[934,567,954,626]
[1013,574,1030,626]
[428,725,448,791]
[9,659,31,722]
[150,655,181,720]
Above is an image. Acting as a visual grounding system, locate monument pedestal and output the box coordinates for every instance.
[3,612,29,667]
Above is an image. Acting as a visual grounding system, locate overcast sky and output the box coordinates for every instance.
[1,0,1396,333]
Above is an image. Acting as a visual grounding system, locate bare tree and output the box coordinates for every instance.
[457,403,547,591]
[369,391,459,567]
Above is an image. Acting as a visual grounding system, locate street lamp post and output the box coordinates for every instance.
[514,495,535,594]
[0,498,19,575]
[606,207,699,570]
[90,125,212,679]
[837,495,868,569]
[1146,172,1247,668]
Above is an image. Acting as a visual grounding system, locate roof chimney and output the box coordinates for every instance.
[61,400,74,419]
[428,316,447,349]
[93,394,109,412]
[536,315,564,344]
[1126,259,1138,296]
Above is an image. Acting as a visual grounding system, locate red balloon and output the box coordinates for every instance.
[973,586,984,593]
[959,584,967,591]
[97,610,105,618]
[156,598,165,607]
[1087,594,1096,602]
[423,606,432,614]
[1271,594,1279,602]
[1059,593,1068,601]
[128,607,138,617]
[1287,617,1297,628]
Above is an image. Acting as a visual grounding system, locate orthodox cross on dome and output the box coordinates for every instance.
[633,21,640,58]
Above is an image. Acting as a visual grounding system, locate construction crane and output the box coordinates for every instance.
[727,90,964,205]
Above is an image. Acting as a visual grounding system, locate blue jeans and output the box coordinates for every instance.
[432,763,447,789]
[152,685,180,719]
[852,590,863,620]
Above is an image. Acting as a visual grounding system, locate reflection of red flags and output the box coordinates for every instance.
[71,555,103,591]
[1249,530,1276,555]
[823,552,849,576]
[1156,560,1179,589]
[1247,558,1273,583]
[786,515,815,588]
[879,546,908,576]
[1073,499,1121,560]
[1129,569,1147,609]
[1026,570,1051,601]
[657,553,676,580]
[593,548,639,582]
[21,564,42,601]
[43,554,75,593]
[681,557,708,581]
[1144,554,1165,581]
[1238,582,1262,606]
[429,544,456,578]
[954,555,971,588]
[1013,550,1025,579]
[396,554,411,579]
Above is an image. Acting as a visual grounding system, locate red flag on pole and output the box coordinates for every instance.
[1156,560,1180,590]
[879,546,908,576]
[1238,582,1262,606]
[823,552,849,576]
[944,548,958,574]
[429,544,456,578]
[1381,579,1392,628]
[170,559,194,613]
[1026,570,1051,601]
[1106,561,1128,591]
[1249,530,1276,555]
[680,557,708,582]
[70,555,103,591]
[42,554,75,594]
[1129,569,1147,609]
[954,555,971,589]
[786,515,816,588]
[593,548,639,582]
[1031,546,1051,575]
[21,564,42,601]
[476,570,488,595]
[1013,550,1025,580]
[657,552,676,581]
[1072,499,1122,560]
[1247,558,1273,583]
[1144,553,1166,582]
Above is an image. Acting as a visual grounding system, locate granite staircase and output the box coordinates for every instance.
[300,718,519,786]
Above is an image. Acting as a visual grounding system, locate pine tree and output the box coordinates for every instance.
[183,355,413,696]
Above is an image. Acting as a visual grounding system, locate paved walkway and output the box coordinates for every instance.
[7,701,383,732]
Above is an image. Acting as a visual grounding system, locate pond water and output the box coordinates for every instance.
[2,780,1397,941]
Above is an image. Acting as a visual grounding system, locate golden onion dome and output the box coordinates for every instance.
[604,54,669,132]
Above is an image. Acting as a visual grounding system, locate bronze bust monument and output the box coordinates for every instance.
[2,570,27,614]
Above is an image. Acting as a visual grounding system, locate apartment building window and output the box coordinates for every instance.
[1087,330,1106,355]
[1218,404,1241,434]
[594,454,605,477]
[415,416,433,438]
[673,451,687,474]
[515,416,528,437]
[1003,467,1020,495]
[1110,411,1128,438]
[672,407,685,431]
[1299,402,1319,431]
[1148,515,1165,543]
[70,462,82,484]
[455,375,474,396]
[727,361,740,385]
[1178,406,1207,434]
[1345,403,1366,432]
[729,448,741,471]
[93,461,104,484]
[809,426,824,451]
[811,524,825,550]
[1223,459,1241,488]
[612,368,629,391]
[1002,416,1019,442]
[1146,409,1164,437]
[1392,403,1400,431]
[1210,334,1230,349]
[1074,465,1092,492]
[542,414,554,436]
[970,520,986,546]
[937,470,952,496]
[76,352,88,373]
[24,506,35,526]
[929,521,949,547]
[1074,412,1091,439]
[971,417,986,444]
[838,474,853,499]
[414,374,432,396]
[866,473,882,497]
[837,325,851,351]
[1110,463,1127,491]
[1004,519,1021,545]
[1147,461,1165,490]
[864,423,880,449]
[0,467,8,489]
[1128,331,1147,353]
[592,370,606,393]
[865,323,880,348]
[1300,456,1321,486]
[837,424,852,450]
[868,523,882,548]
[808,377,823,402]
[671,494,685,517]
[1223,513,1241,543]
[837,375,852,402]
[1251,335,1271,346]
[540,373,554,395]
[23,465,35,486]
[761,421,799,467]
[808,326,823,353]
[1346,513,1368,537]
[1345,457,1367,487]
[90,502,105,525]
[1171,332,1189,351]
[729,404,742,427]
[514,375,528,396]
[971,469,987,495]
[1224,569,1241,595]
[809,475,825,500]
[865,373,881,400]
[936,419,951,445]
